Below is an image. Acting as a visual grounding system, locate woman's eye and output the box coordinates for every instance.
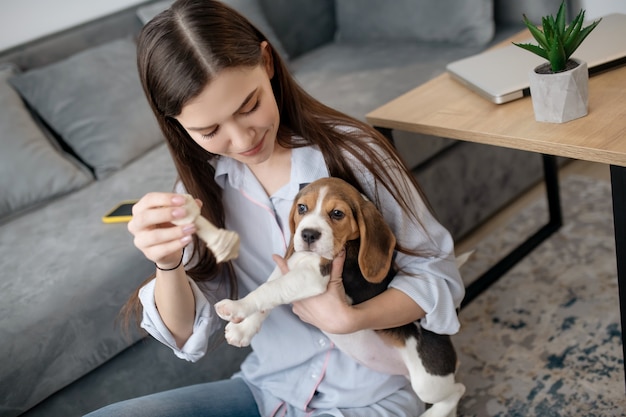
[297,204,308,215]
[201,129,218,140]
[241,100,260,115]
[330,210,344,220]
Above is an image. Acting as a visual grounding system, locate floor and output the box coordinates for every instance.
[453,166,624,416]
[455,159,611,256]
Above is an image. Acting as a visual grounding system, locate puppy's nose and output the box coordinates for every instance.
[301,229,321,244]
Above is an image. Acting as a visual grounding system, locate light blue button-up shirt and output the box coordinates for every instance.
[139,143,464,416]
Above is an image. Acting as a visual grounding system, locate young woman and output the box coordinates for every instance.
[86,0,464,416]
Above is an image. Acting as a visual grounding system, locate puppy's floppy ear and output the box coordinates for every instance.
[286,194,301,259]
[356,199,396,283]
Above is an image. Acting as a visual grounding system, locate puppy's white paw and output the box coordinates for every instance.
[215,299,250,322]
[224,320,260,347]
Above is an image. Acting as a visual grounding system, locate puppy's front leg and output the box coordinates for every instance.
[224,310,269,347]
[215,266,282,322]
[215,253,328,322]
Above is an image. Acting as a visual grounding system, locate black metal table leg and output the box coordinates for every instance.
[610,165,626,389]
[461,154,563,308]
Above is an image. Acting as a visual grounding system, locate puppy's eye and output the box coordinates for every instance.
[330,210,344,220]
[297,204,308,215]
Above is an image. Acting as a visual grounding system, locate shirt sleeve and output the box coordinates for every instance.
[347,145,465,335]
[138,276,223,362]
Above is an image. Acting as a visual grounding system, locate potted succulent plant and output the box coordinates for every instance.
[513,1,601,123]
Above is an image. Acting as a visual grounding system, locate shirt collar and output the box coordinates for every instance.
[213,155,244,191]
[212,143,329,197]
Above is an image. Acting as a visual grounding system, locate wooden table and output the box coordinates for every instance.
[366,31,626,383]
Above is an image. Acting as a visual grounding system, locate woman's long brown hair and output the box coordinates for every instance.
[121,0,438,330]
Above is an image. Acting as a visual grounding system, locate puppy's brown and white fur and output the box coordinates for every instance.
[215,177,465,417]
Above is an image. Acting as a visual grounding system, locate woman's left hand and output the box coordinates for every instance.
[280,250,357,334]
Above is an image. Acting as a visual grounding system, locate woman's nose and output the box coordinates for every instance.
[227,123,254,148]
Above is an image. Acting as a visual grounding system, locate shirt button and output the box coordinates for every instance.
[318,338,326,347]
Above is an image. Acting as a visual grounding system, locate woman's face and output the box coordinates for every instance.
[176,44,280,166]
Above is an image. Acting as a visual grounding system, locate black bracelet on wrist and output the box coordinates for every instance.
[155,248,185,271]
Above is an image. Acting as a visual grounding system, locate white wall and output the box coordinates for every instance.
[570,0,626,19]
[0,0,147,52]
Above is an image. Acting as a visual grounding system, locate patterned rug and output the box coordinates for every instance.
[454,175,625,417]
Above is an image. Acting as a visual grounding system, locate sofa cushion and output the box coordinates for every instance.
[136,0,174,23]
[336,0,494,46]
[290,41,490,169]
[291,41,488,122]
[0,64,92,223]
[0,143,177,415]
[9,38,164,179]
[495,0,564,25]
[136,0,290,60]
[259,0,336,59]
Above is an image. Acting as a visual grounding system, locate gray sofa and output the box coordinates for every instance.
[0,0,564,416]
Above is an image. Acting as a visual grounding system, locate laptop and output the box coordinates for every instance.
[446,13,626,104]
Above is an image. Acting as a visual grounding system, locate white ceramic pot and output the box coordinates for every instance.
[528,58,588,123]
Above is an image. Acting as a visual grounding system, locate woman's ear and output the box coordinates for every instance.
[260,41,275,79]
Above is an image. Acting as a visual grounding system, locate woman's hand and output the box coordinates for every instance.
[127,192,199,269]
[287,250,358,334]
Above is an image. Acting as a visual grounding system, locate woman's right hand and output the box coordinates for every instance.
[127,192,198,269]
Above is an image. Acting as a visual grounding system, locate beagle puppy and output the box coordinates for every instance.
[215,177,465,417]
